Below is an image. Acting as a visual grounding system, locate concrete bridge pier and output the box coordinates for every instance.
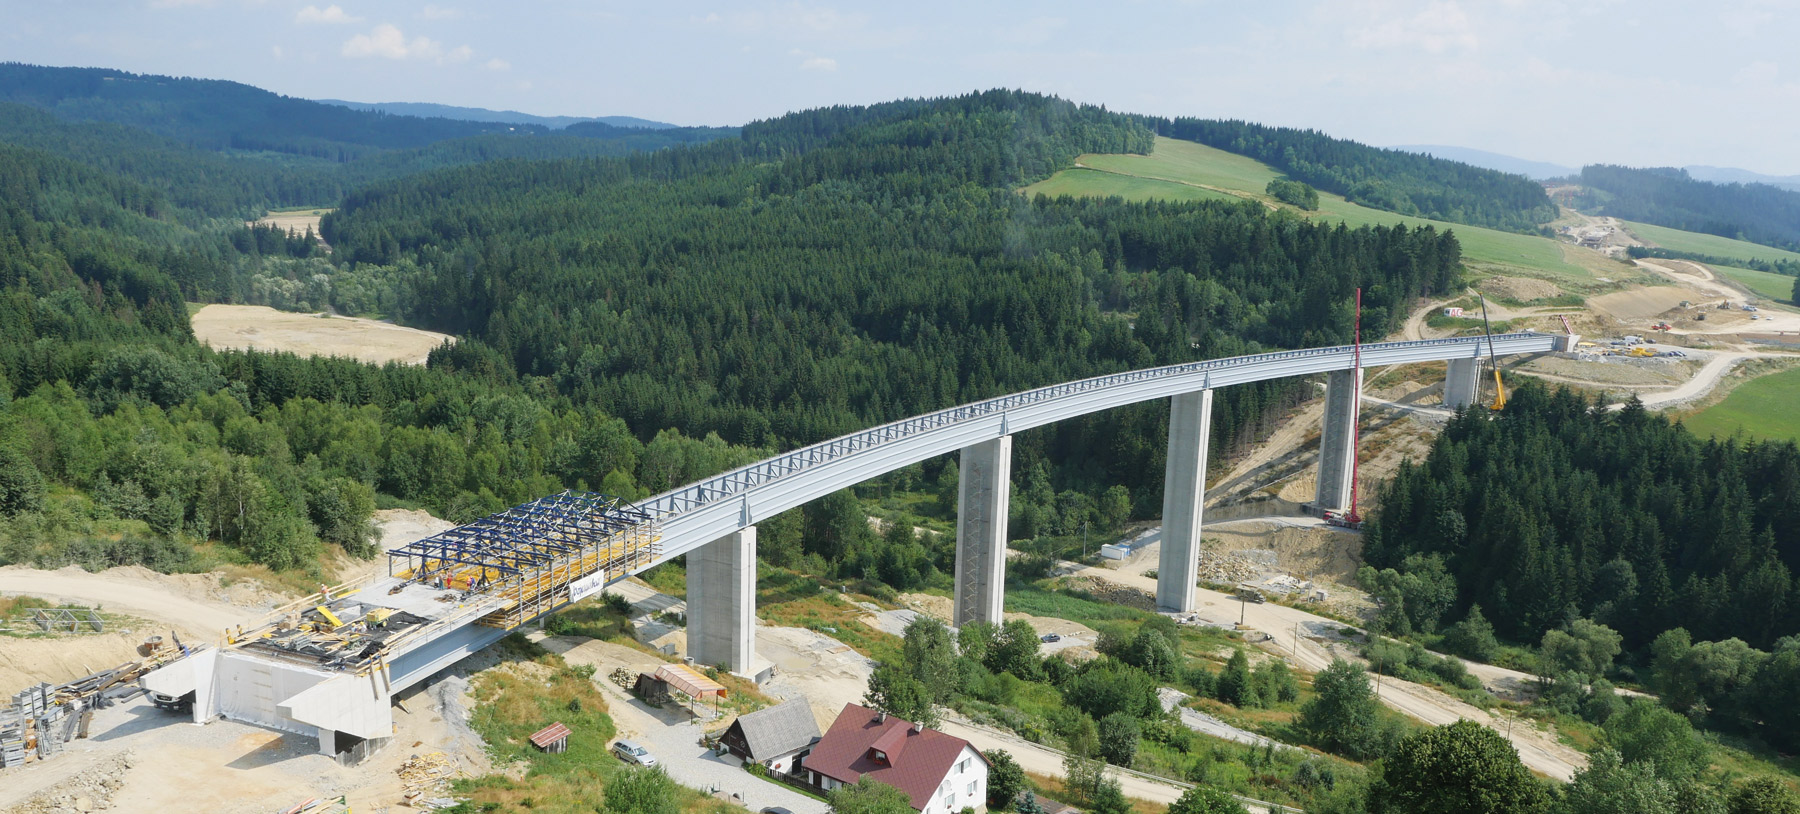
[953,436,1012,628]
[1444,357,1481,409]
[685,526,755,675]
[1315,368,1362,513]
[1157,390,1213,613]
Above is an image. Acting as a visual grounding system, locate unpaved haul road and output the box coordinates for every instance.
[0,566,259,639]
[1065,559,1587,780]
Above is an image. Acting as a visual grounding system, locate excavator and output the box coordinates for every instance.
[1477,294,1505,410]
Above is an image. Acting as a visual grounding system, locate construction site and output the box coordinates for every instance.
[0,489,663,807]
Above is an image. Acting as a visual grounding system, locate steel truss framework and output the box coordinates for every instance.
[388,490,653,581]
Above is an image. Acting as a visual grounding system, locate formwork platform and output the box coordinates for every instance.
[226,490,661,675]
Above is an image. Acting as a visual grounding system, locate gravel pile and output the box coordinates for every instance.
[10,751,132,814]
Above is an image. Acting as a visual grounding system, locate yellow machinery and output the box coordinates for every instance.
[1477,294,1506,410]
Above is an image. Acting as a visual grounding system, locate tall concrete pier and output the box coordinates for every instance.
[953,436,1011,627]
[1157,390,1213,613]
[686,526,756,675]
[1315,368,1362,513]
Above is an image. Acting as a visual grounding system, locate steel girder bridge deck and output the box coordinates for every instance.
[141,332,1567,755]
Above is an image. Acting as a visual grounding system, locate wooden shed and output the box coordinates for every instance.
[529,722,570,754]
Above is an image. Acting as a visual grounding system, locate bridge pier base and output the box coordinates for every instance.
[1315,368,1362,513]
[953,436,1011,628]
[1158,390,1212,613]
[685,526,755,676]
[1444,357,1481,410]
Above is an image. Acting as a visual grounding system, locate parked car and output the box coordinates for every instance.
[612,739,657,767]
[1040,633,1062,643]
[761,808,796,814]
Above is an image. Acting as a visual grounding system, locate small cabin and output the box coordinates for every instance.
[720,697,822,774]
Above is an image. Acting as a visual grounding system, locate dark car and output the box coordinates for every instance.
[1040,633,1061,643]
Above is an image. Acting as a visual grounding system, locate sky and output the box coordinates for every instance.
[5,0,1800,174]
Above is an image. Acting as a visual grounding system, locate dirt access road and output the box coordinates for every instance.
[1064,555,1586,780]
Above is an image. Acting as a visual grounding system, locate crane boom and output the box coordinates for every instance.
[1478,293,1506,410]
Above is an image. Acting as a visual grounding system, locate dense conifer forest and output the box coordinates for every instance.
[1365,381,1800,648]
[0,66,738,217]
[320,90,1463,516]
[1577,164,1800,252]
[1364,383,1800,754]
[0,87,1469,582]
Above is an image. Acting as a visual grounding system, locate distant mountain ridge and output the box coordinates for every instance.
[0,62,525,160]
[1388,144,1575,180]
[1683,165,1800,192]
[314,99,676,131]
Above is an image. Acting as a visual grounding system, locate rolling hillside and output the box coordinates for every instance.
[1024,136,1631,292]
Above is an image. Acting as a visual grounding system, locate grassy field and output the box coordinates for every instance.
[1713,264,1797,303]
[1024,137,1638,292]
[1025,167,1242,204]
[1625,220,1800,265]
[1683,367,1800,442]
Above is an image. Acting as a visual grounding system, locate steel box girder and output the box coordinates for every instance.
[633,334,1555,571]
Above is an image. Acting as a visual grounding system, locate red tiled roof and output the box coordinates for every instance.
[801,703,988,810]
[529,722,570,748]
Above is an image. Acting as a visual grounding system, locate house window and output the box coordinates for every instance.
[968,782,977,796]
[872,749,886,763]
[946,793,956,809]
[958,758,969,773]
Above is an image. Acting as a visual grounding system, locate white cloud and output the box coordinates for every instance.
[271,44,285,58]
[341,23,469,63]
[484,57,510,71]
[1348,0,1479,53]
[296,5,361,25]
[418,4,463,20]
[1735,60,1780,85]
[800,56,837,71]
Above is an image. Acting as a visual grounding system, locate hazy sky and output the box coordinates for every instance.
[6,1,1799,174]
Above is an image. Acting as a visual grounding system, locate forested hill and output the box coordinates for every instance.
[1577,164,1800,252]
[1145,118,1558,232]
[320,90,1462,516]
[1365,382,1800,654]
[0,63,529,160]
[0,99,737,219]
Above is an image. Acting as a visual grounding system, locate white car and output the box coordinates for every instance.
[612,739,657,767]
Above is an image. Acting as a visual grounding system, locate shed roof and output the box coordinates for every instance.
[529,722,570,749]
[654,663,726,700]
[728,697,822,761]
[802,703,986,810]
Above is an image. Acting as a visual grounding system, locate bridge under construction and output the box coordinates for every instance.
[136,330,1574,760]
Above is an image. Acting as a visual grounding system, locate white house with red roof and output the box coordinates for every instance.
[802,703,990,813]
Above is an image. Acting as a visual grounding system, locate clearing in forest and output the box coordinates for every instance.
[247,206,332,235]
[190,304,452,365]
